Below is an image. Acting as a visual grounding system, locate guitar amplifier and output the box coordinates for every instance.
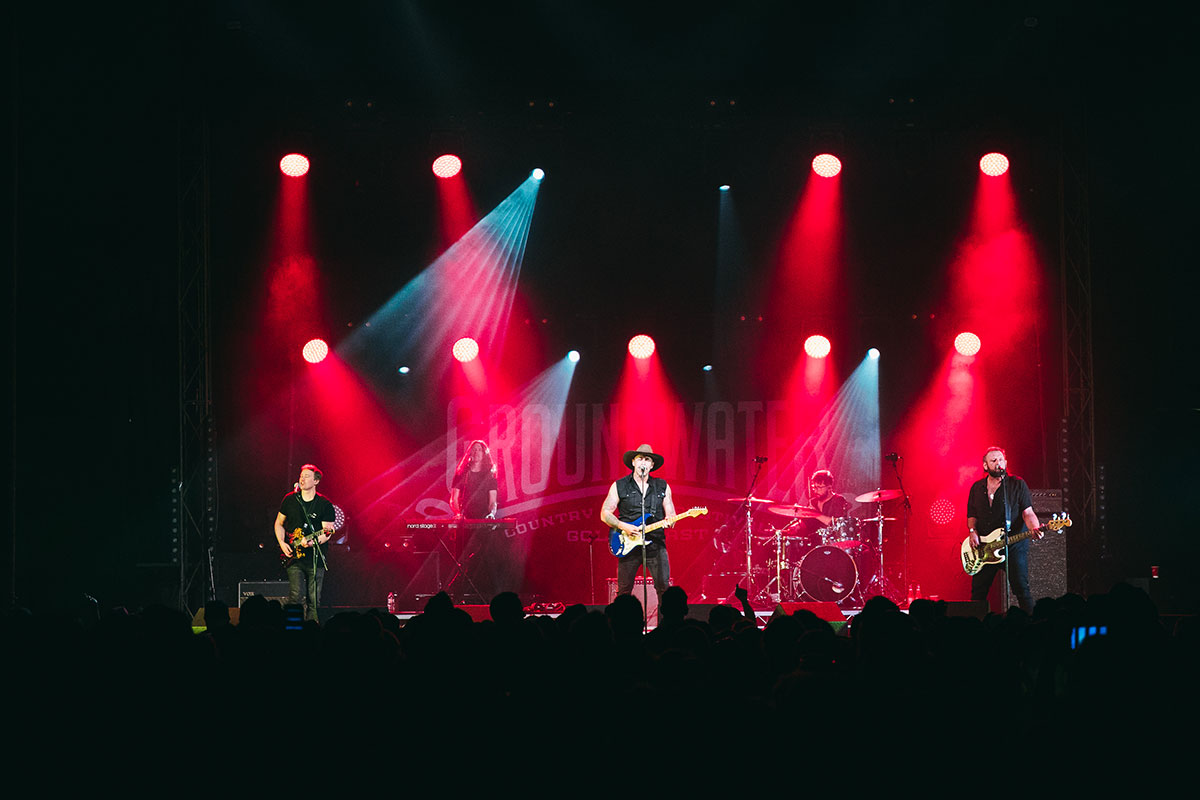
[606,577,659,620]
[1029,490,1068,601]
[238,580,289,607]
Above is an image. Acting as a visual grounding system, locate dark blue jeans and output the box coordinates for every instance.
[286,559,325,621]
[970,538,1033,612]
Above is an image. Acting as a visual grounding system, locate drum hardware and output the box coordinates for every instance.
[855,486,904,603]
[814,516,864,550]
[730,460,780,605]
[765,504,822,519]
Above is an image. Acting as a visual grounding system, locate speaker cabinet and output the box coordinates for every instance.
[1029,490,1068,601]
[238,580,289,607]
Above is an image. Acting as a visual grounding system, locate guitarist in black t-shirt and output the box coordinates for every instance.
[965,447,1043,613]
[274,464,336,622]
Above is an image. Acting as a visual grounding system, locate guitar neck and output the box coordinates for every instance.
[639,511,696,535]
[989,523,1052,551]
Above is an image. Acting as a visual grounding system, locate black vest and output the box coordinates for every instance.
[615,474,668,547]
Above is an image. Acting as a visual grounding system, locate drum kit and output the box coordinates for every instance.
[708,488,904,608]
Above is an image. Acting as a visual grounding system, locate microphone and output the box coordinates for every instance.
[754,456,768,463]
[885,453,900,462]
[294,482,300,491]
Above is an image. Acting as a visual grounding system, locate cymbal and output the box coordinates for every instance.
[854,489,904,504]
[725,495,778,504]
[860,516,897,523]
[766,504,822,519]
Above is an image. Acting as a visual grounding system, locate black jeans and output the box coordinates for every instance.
[286,558,325,621]
[616,545,670,616]
[970,538,1033,612]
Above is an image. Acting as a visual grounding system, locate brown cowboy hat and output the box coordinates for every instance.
[622,443,665,472]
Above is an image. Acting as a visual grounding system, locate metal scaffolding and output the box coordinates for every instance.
[1058,103,1103,594]
[175,4,216,614]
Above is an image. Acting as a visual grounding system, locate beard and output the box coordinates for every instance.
[986,466,1006,479]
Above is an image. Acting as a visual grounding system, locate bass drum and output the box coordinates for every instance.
[792,546,859,605]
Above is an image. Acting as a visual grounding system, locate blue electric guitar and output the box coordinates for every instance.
[609,507,708,557]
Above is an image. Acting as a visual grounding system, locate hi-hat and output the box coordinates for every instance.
[766,504,822,519]
[726,495,778,504]
[854,489,903,504]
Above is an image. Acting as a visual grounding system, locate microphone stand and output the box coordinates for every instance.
[294,490,330,622]
[889,455,911,605]
[639,466,650,632]
[1000,474,1011,614]
[743,458,767,606]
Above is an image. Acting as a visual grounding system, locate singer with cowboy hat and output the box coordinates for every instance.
[600,443,677,613]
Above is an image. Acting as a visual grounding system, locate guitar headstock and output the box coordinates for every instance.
[1045,513,1072,532]
[683,506,709,519]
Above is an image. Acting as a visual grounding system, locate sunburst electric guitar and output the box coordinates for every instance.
[280,527,333,568]
[960,515,1071,576]
[610,507,708,557]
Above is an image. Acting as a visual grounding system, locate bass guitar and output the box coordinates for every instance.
[280,527,332,568]
[960,515,1071,576]
[609,507,708,557]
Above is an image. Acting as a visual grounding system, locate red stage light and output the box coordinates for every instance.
[804,335,832,359]
[628,335,656,359]
[954,332,982,356]
[432,154,463,179]
[302,338,328,364]
[280,154,310,178]
[929,498,955,526]
[979,152,1009,177]
[811,154,842,178]
[452,336,480,362]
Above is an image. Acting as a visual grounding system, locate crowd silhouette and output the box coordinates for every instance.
[4,582,1195,771]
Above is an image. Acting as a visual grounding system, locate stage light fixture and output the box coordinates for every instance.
[432,154,463,179]
[979,152,1010,177]
[954,332,982,356]
[702,364,713,372]
[804,335,832,359]
[929,499,955,525]
[567,350,580,363]
[867,348,880,359]
[812,154,842,178]
[280,154,310,178]
[397,366,410,374]
[302,338,328,364]
[452,337,480,362]
[531,168,545,181]
[628,335,656,359]
[718,184,731,192]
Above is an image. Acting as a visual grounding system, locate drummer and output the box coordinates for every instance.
[798,469,851,539]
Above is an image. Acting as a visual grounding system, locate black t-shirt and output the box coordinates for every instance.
[800,493,851,536]
[453,468,499,519]
[279,491,336,559]
[967,475,1034,536]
